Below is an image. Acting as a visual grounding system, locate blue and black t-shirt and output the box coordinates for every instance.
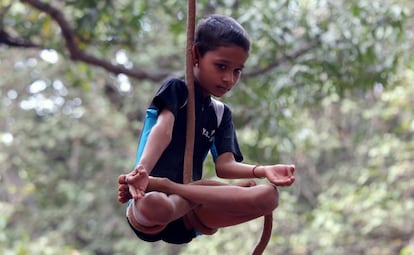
[135,78,243,184]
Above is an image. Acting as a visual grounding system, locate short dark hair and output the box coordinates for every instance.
[195,15,250,57]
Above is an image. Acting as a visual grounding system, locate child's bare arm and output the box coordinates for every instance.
[118,108,174,203]
[136,109,175,174]
[215,152,295,186]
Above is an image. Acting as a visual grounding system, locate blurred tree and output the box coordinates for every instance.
[0,0,412,254]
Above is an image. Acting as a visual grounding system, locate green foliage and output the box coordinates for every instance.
[1,0,413,254]
[284,65,414,255]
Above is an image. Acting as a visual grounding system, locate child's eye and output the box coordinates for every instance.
[216,63,227,70]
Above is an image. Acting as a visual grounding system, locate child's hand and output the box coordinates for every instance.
[265,164,295,186]
[117,166,149,203]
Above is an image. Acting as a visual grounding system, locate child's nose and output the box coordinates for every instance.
[222,71,235,84]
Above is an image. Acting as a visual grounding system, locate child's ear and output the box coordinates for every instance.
[192,45,199,65]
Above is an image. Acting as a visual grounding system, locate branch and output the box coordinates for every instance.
[244,40,321,77]
[0,29,41,48]
[19,0,169,82]
[12,0,319,82]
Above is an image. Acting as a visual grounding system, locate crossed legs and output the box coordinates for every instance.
[118,170,279,234]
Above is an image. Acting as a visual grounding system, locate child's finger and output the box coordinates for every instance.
[118,195,130,204]
[124,175,140,199]
[128,187,139,200]
[289,165,295,174]
[118,184,129,192]
[118,174,128,184]
[118,189,132,203]
[272,174,295,186]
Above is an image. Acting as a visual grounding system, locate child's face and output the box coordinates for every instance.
[194,45,249,97]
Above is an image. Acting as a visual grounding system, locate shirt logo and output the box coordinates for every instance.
[202,128,215,142]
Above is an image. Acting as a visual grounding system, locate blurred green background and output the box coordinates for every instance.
[1,0,413,254]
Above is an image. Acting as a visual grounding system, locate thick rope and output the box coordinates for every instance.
[183,2,272,254]
[183,0,196,185]
[252,214,273,255]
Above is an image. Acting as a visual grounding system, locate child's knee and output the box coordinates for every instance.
[255,184,279,213]
[138,192,175,225]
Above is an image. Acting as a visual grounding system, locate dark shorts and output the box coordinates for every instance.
[127,217,197,244]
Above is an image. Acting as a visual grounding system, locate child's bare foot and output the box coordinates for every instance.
[236,180,257,187]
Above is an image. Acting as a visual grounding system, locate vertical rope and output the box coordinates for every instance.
[183,0,196,185]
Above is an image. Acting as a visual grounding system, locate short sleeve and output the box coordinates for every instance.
[212,105,243,162]
[152,78,188,117]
